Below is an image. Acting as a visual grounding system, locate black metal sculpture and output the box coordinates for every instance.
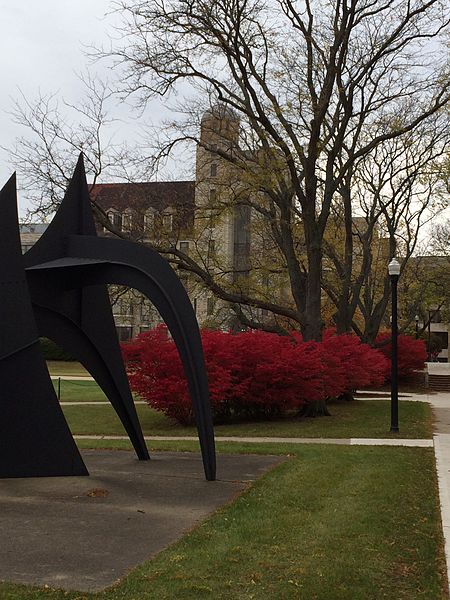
[0,156,216,480]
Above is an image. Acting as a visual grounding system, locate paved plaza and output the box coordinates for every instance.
[0,450,284,592]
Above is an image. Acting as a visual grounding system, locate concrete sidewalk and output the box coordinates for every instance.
[421,390,450,594]
[51,375,94,381]
[74,433,433,446]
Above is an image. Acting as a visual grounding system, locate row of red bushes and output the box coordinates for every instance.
[122,327,426,425]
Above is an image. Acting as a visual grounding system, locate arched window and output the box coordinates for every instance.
[122,209,133,232]
[144,209,154,232]
[106,209,122,231]
[162,210,174,231]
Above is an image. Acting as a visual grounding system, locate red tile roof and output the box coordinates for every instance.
[90,181,195,215]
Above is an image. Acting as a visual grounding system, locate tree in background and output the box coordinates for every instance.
[102,0,450,340]
[5,75,131,220]
[322,120,448,343]
[5,0,450,341]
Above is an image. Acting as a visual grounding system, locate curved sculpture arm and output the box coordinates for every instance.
[66,235,216,481]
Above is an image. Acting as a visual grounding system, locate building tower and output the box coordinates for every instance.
[194,105,252,326]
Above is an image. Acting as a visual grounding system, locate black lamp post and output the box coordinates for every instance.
[415,314,419,340]
[427,309,432,361]
[388,258,400,433]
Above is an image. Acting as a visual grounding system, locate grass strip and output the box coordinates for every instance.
[47,361,90,377]
[0,444,446,600]
[52,379,108,402]
[62,398,433,439]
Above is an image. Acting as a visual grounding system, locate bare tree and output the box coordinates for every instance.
[99,0,450,340]
[6,1,450,341]
[429,218,450,255]
[322,117,449,342]
[4,73,132,227]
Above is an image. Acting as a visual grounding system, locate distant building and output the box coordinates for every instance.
[90,181,196,339]
[89,105,284,337]
[20,223,48,254]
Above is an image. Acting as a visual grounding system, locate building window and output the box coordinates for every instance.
[144,211,154,232]
[108,211,122,230]
[208,239,216,254]
[179,241,190,253]
[207,297,214,316]
[118,299,134,316]
[122,212,132,232]
[209,188,217,203]
[116,326,133,342]
[140,299,154,323]
[210,163,218,177]
[162,213,173,230]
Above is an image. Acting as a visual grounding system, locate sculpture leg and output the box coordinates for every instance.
[99,266,216,480]
[0,342,88,478]
[33,304,149,460]
[0,174,87,478]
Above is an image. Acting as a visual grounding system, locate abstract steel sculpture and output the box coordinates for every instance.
[0,155,216,480]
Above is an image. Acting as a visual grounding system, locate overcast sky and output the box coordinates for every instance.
[0,1,447,232]
[0,0,153,215]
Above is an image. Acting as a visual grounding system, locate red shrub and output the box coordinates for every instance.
[375,332,427,380]
[122,326,193,424]
[122,326,389,425]
[122,327,325,423]
[321,329,388,393]
[226,332,324,415]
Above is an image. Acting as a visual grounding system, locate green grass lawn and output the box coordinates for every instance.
[52,376,433,439]
[53,379,108,402]
[62,397,433,439]
[21,363,442,599]
[0,444,446,600]
[47,361,90,377]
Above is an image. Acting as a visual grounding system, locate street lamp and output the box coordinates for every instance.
[427,309,433,361]
[415,314,419,340]
[388,258,400,433]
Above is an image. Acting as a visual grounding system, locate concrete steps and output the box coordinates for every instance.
[429,374,450,391]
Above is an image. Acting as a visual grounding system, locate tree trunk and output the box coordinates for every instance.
[302,239,324,341]
[300,399,331,417]
[362,292,390,345]
[334,302,353,334]
[338,391,354,402]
